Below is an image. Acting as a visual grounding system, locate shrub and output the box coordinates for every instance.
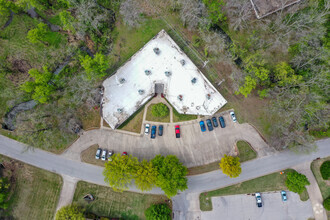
[80,53,110,80]
[324,197,330,211]
[320,161,330,180]
[285,171,310,194]
[55,204,85,220]
[151,103,169,117]
[145,204,171,220]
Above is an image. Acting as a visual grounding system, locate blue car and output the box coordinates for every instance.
[212,117,218,127]
[199,121,206,132]
[151,126,156,139]
[206,119,213,131]
[158,125,163,136]
[219,116,226,128]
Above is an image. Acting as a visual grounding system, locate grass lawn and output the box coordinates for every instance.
[81,144,106,167]
[199,169,309,211]
[166,99,197,122]
[118,106,145,133]
[0,155,62,219]
[236,140,257,162]
[146,104,170,123]
[76,106,101,130]
[187,141,256,175]
[311,157,330,218]
[73,181,170,220]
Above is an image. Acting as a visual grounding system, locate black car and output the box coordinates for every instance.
[219,116,226,128]
[212,117,218,127]
[206,119,213,131]
[151,126,156,139]
[158,125,163,136]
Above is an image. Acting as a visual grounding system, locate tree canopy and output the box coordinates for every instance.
[285,171,310,194]
[320,161,330,180]
[135,159,158,192]
[151,155,188,198]
[55,204,85,220]
[80,53,109,80]
[145,204,171,220]
[219,154,241,178]
[151,103,169,117]
[103,153,139,191]
[0,178,10,209]
[27,23,49,45]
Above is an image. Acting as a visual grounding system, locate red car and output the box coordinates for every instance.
[122,152,127,156]
[175,125,180,138]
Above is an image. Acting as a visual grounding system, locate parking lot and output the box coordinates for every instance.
[201,192,314,220]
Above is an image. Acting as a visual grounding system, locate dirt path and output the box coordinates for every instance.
[55,175,78,212]
[293,162,327,220]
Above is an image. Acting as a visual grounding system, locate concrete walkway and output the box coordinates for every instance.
[293,162,327,220]
[55,175,78,211]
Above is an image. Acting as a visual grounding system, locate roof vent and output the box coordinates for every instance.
[117,108,123,113]
[165,71,172,77]
[191,77,197,84]
[206,94,211,100]
[178,95,183,101]
[180,59,186,66]
[119,78,126,84]
[145,70,151,75]
[138,89,145,95]
[153,47,160,55]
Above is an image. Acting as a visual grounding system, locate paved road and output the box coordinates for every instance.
[0,135,329,195]
[201,192,314,220]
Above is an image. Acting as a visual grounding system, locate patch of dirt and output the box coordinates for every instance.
[85,35,95,54]
[6,58,31,85]
[67,32,80,45]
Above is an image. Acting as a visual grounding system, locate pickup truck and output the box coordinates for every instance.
[175,125,180,138]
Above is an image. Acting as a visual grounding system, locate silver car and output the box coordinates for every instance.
[101,149,107,161]
[230,111,237,122]
[95,148,102,159]
[145,123,150,135]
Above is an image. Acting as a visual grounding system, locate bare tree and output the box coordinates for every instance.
[120,0,145,27]
[224,0,254,31]
[177,0,210,29]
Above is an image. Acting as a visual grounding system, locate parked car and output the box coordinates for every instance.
[175,125,180,138]
[122,152,127,156]
[95,148,102,160]
[108,150,114,161]
[211,117,218,127]
[230,111,237,122]
[206,119,213,131]
[281,190,287,202]
[161,93,164,98]
[158,125,163,136]
[101,149,107,161]
[151,125,156,139]
[255,193,262,207]
[219,116,226,128]
[145,123,150,135]
[199,121,206,132]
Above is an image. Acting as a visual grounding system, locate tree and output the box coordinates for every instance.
[178,0,210,29]
[0,178,10,209]
[120,0,144,27]
[274,62,302,87]
[21,66,55,103]
[27,23,49,46]
[135,159,158,191]
[320,161,330,180]
[59,10,75,32]
[202,0,227,24]
[103,153,139,191]
[151,103,169,117]
[324,197,330,211]
[0,0,20,16]
[219,154,241,178]
[145,204,171,220]
[151,155,188,198]
[55,204,85,220]
[285,171,310,194]
[80,52,109,80]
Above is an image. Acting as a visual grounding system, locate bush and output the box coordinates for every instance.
[151,103,169,117]
[145,204,171,220]
[320,161,330,180]
[324,197,330,211]
[55,204,85,220]
[285,171,310,194]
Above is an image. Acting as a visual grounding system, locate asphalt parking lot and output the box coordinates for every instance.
[201,192,314,220]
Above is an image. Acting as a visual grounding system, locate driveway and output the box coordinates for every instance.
[62,111,274,167]
[201,192,314,220]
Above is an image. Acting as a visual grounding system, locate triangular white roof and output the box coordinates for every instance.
[102,30,227,129]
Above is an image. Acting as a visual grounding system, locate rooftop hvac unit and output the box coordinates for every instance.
[165,71,172,77]
[191,77,197,84]
[145,70,151,75]
[117,108,123,113]
[178,95,183,101]
[119,78,126,84]
[206,94,211,100]
[138,89,145,95]
[180,59,186,66]
[153,47,160,55]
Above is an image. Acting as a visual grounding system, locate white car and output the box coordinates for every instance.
[101,149,107,161]
[145,123,150,135]
[230,111,237,123]
[95,148,102,159]
[255,192,262,207]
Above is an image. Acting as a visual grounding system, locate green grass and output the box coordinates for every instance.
[199,169,308,211]
[1,155,62,219]
[73,181,170,220]
[146,104,170,123]
[118,104,146,133]
[236,140,257,162]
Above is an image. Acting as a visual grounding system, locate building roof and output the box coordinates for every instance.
[250,0,301,19]
[102,30,227,129]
